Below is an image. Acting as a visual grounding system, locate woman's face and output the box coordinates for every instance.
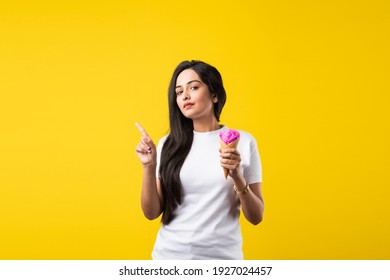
[175,69,216,121]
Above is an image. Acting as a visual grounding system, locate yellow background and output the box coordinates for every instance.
[1,0,389,259]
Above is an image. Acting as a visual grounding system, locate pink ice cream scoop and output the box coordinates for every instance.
[219,129,240,144]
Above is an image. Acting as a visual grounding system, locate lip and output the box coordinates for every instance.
[183,102,194,109]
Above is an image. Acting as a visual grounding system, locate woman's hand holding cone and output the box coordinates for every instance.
[220,147,242,179]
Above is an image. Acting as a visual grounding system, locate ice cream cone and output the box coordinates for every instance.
[220,138,240,179]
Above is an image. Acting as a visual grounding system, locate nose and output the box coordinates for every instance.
[181,89,190,100]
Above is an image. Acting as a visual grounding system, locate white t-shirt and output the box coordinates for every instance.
[152,126,262,260]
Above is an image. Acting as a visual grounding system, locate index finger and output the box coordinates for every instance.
[135,122,149,137]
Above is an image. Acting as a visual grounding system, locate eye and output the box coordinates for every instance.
[176,90,183,96]
[190,86,199,91]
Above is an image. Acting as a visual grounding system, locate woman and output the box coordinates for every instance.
[135,60,264,259]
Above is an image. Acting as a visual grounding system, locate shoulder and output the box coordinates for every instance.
[235,129,260,156]
[236,129,258,144]
[156,134,169,152]
[157,134,169,145]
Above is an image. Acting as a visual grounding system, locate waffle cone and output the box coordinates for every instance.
[220,138,240,179]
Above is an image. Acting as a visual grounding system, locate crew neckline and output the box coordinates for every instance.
[193,125,227,136]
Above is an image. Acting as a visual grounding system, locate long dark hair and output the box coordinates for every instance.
[159,60,227,225]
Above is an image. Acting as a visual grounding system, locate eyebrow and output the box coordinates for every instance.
[175,79,201,88]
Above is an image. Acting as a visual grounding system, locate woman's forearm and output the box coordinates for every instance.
[233,174,264,225]
[141,164,162,220]
[238,184,264,225]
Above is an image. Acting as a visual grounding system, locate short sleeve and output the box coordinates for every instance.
[155,135,168,178]
[244,136,262,184]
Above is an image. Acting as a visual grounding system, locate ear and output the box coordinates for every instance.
[212,94,218,103]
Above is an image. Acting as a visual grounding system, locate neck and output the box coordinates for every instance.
[193,117,220,132]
